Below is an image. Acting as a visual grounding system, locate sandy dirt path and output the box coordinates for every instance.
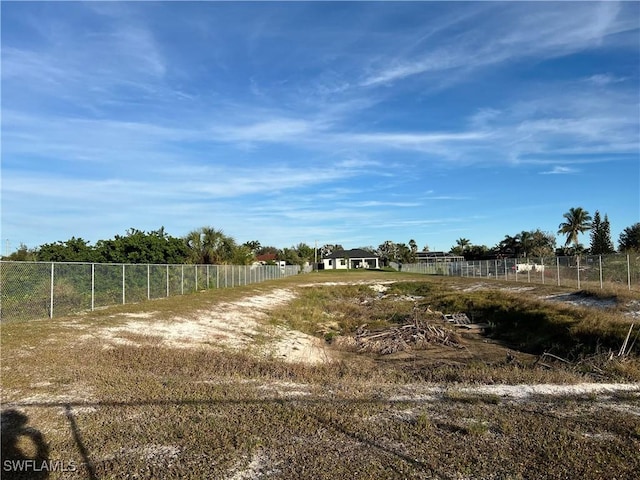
[83,287,331,364]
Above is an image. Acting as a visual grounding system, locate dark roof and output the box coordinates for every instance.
[256,253,278,262]
[324,249,378,259]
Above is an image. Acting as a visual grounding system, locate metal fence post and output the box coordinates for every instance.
[195,265,198,292]
[207,265,210,289]
[527,258,531,283]
[50,263,55,319]
[147,264,150,300]
[628,254,632,291]
[181,265,184,295]
[599,255,603,289]
[541,258,545,284]
[577,256,581,289]
[122,264,126,305]
[166,265,169,297]
[557,257,560,286]
[91,263,95,311]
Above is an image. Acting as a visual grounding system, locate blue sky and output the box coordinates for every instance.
[2,1,639,254]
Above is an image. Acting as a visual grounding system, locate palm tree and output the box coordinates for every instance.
[396,243,411,263]
[408,239,418,263]
[243,240,261,254]
[497,234,519,257]
[558,207,592,248]
[519,230,533,258]
[185,226,236,264]
[456,238,471,252]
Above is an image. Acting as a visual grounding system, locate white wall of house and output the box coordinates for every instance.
[323,258,348,269]
[323,257,379,269]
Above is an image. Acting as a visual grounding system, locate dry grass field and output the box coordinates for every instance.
[2,270,639,479]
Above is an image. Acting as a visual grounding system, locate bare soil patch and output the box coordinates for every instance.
[543,292,618,309]
[78,288,331,364]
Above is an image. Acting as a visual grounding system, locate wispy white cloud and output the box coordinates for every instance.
[344,131,488,145]
[2,111,200,168]
[184,166,357,199]
[102,25,166,77]
[368,218,467,229]
[2,47,74,86]
[336,157,382,169]
[539,166,579,175]
[360,2,635,87]
[209,118,319,143]
[350,201,421,208]
[331,131,490,157]
[2,7,168,119]
[585,73,628,87]
[466,84,639,165]
[421,195,472,201]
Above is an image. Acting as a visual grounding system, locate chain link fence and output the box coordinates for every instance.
[0,261,300,321]
[402,253,640,291]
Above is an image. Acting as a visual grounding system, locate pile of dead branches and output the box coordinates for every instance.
[340,319,465,355]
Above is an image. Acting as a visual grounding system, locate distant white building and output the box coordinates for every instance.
[515,263,545,273]
[322,249,380,270]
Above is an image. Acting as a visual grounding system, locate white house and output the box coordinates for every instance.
[322,249,380,270]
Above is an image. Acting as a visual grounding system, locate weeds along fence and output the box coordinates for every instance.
[0,261,301,322]
[402,253,640,292]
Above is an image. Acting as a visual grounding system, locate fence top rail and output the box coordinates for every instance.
[408,253,636,264]
[0,260,294,268]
